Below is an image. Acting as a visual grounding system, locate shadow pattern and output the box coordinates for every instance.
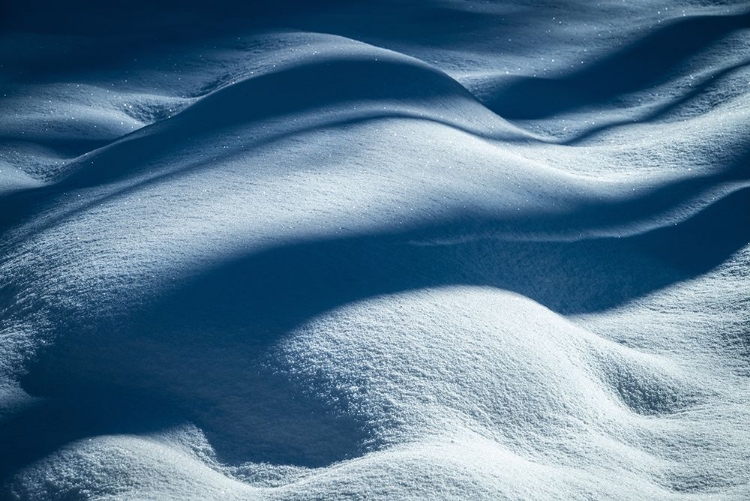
[483,11,750,120]
[2,1,749,488]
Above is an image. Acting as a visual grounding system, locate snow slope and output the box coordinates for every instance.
[1,0,749,499]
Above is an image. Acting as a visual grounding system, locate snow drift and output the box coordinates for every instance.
[1,0,749,499]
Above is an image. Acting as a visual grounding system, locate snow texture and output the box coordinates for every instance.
[1,0,749,499]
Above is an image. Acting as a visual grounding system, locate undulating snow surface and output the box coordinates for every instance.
[1,0,749,499]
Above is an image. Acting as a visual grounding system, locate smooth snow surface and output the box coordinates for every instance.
[1,0,749,499]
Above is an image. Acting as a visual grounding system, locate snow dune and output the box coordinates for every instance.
[1,0,749,499]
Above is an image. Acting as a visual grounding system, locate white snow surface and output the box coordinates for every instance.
[1,0,749,499]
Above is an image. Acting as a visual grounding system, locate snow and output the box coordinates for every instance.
[1,0,748,499]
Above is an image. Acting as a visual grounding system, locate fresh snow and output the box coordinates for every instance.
[1,0,749,499]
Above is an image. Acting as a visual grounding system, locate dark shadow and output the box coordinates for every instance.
[0,0,353,80]
[17,352,372,470]
[563,58,750,145]
[1,0,354,35]
[302,2,534,46]
[482,11,750,120]
[0,137,113,160]
[0,391,182,483]
[642,186,750,274]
